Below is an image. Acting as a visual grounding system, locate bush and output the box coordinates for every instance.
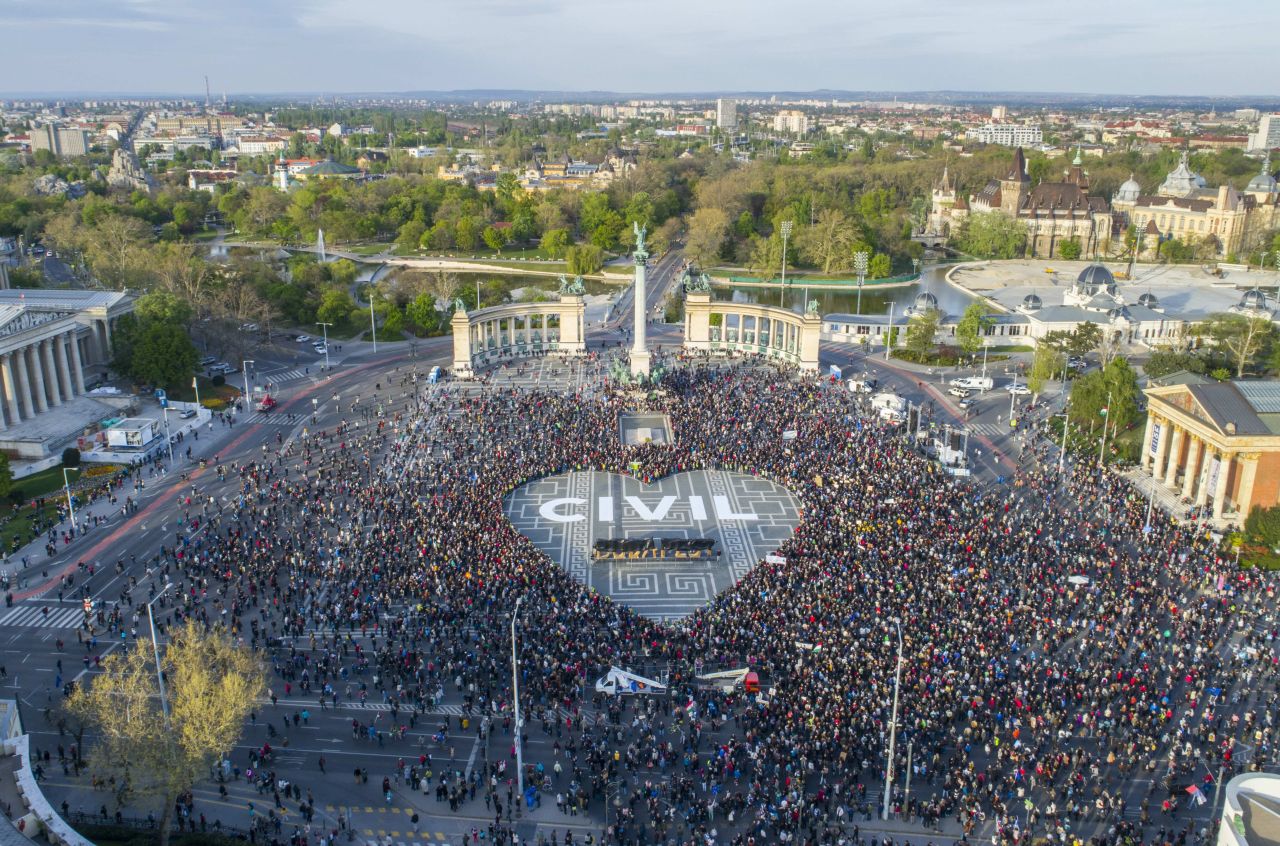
[210,374,226,387]
[62,447,81,468]
[82,464,122,479]
[201,398,228,410]
[1245,505,1280,548]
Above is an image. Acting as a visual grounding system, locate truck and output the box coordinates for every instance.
[847,377,877,394]
[693,668,761,695]
[949,375,994,391]
[594,667,668,696]
[255,394,278,413]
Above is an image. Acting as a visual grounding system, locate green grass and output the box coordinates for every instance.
[2,465,84,553]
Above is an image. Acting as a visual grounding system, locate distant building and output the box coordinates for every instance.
[990,105,1008,121]
[933,147,1114,258]
[965,123,1042,147]
[1111,150,1279,259]
[772,110,809,135]
[236,135,288,156]
[105,148,152,193]
[716,98,738,132]
[30,124,91,157]
[1248,113,1280,151]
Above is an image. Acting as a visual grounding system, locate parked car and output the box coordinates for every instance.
[950,376,993,391]
[179,409,198,419]
[295,334,311,343]
[948,386,972,398]
[957,398,974,410]
[1007,383,1031,395]
[199,355,217,366]
[314,345,328,355]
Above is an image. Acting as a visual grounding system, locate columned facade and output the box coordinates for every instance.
[1142,380,1280,527]
[683,292,822,372]
[450,295,588,378]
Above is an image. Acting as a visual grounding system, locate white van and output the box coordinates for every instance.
[847,377,877,394]
[950,376,993,391]
[427,366,443,384]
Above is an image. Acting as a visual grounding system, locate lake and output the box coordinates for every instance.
[714,266,976,317]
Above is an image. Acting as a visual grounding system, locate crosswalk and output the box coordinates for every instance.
[0,604,85,629]
[967,423,1005,437]
[241,412,295,426]
[262,368,313,385]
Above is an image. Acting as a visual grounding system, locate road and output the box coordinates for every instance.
[3,299,1231,846]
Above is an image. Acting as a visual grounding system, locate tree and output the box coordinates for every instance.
[867,253,892,279]
[954,302,994,355]
[541,228,570,259]
[1244,505,1280,549]
[1057,238,1082,260]
[0,453,10,501]
[1197,313,1276,377]
[396,219,426,253]
[68,622,265,846]
[455,216,480,252]
[685,208,730,268]
[317,287,357,326]
[128,321,200,390]
[1067,322,1103,358]
[904,308,941,358]
[1144,350,1207,379]
[1027,344,1065,399]
[954,212,1027,259]
[565,244,604,275]
[482,225,510,254]
[62,447,81,468]
[799,208,855,274]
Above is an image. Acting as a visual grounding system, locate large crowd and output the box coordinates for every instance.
[87,363,1279,846]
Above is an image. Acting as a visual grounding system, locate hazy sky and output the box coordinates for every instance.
[2,0,1275,96]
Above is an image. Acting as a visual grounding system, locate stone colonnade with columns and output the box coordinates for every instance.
[682,292,822,371]
[451,295,587,377]
[1139,410,1273,525]
[0,315,91,431]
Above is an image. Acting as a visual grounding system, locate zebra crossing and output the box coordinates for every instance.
[967,423,1005,438]
[0,603,86,629]
[241,412,295,426]
[261,368,313,385]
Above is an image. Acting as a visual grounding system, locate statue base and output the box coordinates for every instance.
[629,349,651,377]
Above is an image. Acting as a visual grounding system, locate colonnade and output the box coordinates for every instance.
[683,292,822,371]
[451,296,587,377]
[1141,414,1260,522]
[0,330,86,430]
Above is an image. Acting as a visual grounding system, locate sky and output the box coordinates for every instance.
[1,0,1276,97]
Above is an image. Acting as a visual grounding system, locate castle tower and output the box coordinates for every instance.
[999,147,1030,215]
[929,164,956,234]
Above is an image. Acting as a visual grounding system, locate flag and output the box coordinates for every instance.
[1099,407,1108,417]
[1186,784,1206,806]
[192,377,198,388]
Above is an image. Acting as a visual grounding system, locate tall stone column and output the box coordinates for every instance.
[68,333,86,394]
[1181,436,1203,501]
[1212,453,1233,520]
[0,354,19,424]
[630,234,651,376]
[1162,426,1184,487]
[41,340,61,406]
[1235,454,1260,525]
[13,348,34,419]
[450,310,472,378]
[28,346,48,414]
[54,334,73,400]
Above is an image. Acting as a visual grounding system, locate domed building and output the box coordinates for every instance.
[1137,291,1161,311]
[1064,262,1120,307]
[904,290,941,317]
[1018,293,1043,312]
[1111,149,1279,259]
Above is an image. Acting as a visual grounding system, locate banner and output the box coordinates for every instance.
[1149,422,1162,456]
[593,538,718,561]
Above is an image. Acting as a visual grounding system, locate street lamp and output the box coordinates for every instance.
[62,467,76,529]
[241,360,255,410]
[511,597,525,817]
[146,582,174,727]
[779,220,793,307]
[882,617,904,821]
[853,251,870,316]
[316,323,332,371]
[191,376,201,413]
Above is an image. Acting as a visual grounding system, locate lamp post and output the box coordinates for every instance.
[369,295,378,353]
[316,323,332,371]
[853,251,870,316]
[191,376,201,412]
[882,617,904,821]
[1097,390,1113,468]
[779,220,793,308]
[241,360,255,410]
[162,405,174,464]
[146,582,174,726]
[511,597,525,817]
[885,302,895,360]
[62,467,76,529]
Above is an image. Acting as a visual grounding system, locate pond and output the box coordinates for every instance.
[715,266,976,318]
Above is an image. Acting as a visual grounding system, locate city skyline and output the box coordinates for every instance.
[1,0,1277,98]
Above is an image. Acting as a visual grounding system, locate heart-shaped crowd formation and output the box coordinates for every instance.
[504,470,802,621]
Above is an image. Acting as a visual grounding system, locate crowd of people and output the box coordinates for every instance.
[70,362,1280,846]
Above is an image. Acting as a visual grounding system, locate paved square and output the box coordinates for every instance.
[504,470,802,621]
[618,412,673,445]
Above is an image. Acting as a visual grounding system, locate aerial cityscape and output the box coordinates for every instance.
[1,4,1280,846]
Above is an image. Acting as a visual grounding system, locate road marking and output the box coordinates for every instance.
[0,605,84,629]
